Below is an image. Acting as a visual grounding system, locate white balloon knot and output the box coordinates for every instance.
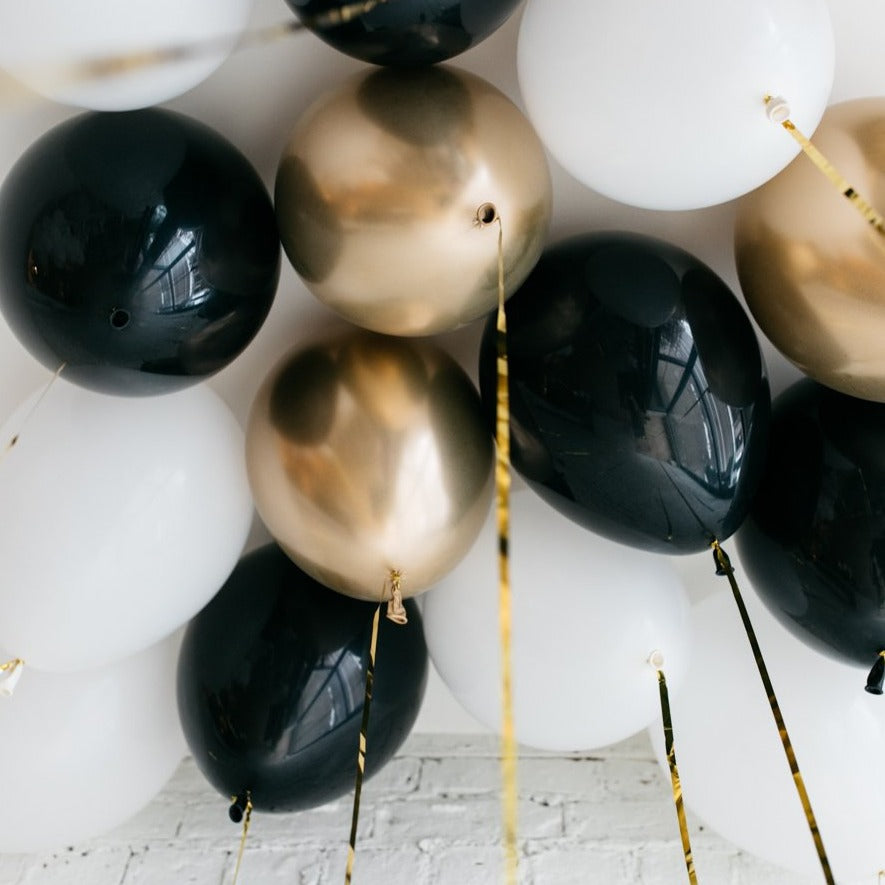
[0,658,25,697]
[647,649,665,671]
[765,95,791,124]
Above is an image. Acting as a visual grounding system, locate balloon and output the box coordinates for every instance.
[275,65,551,336]
[287,0,521,66]
[479,232,770,555]
[735,98,885,401]
[517,0,834,210]
[177,544,427,812]
[0,0,251,111]
[0,379,253,672]
[649,591,885,882]
[0,109,279,396]
[736,379,885,670]
[247,331,494,601]
[423,490,692,752]
[0,632,185,852]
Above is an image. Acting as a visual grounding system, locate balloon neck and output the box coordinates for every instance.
[647,649,665,671]
[763,94,791,125]
[710,540,731,576]
[0,658,25,697]
[228,791,252,824]
[385,570,408,625]
[865,652,885,695]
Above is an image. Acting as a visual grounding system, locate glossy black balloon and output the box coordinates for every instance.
[287,0,521,66]
[177,544,428,813]
[0,110,279,395]
[480,232,770,554]
[737,380,885,667]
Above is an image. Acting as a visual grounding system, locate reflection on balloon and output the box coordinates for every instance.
[737,380,885,669]
[287,0,521,66]
[0,380,253,672]
[0,109,279,395]
[0,632,185,853]
[247,331,494,601]
[0,0,252,110]
[517,0,834,209]
[479,232,770,555]
[177,544,427,812]
[735,98,885,401]
[275,65,551,336]
[649,592,885,882]
[423,490,692,751]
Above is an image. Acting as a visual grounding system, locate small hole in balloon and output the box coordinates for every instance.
[109,308,130,330]
[476,202,498,225]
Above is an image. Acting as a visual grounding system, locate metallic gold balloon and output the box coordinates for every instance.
[275,65,552,337]
[735,98,885,401]
[246,331,494,601]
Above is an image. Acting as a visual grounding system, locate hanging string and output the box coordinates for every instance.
[649,651,699,885]
[0,362,66,465]
[0,0,390,102]
[711,540,834,885]
[476,201,518,885]
[345,568,404,884]
[228,791,253,885]
[0,658,25,698]
[764,94,885,240]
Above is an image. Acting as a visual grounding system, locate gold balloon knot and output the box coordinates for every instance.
[0,658,25,697]
[474,202,499,227]
[385,570,408,625]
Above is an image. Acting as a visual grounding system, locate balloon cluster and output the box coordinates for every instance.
[3,0,885,881]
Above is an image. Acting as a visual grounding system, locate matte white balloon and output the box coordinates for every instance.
[649,589,885,881]
[517,0,834,210]
[0,0,253,110]
[0,380,253,671]
[0,633,185,852]
[423,491,691,752]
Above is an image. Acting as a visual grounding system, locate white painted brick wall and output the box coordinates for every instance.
[0,733,821,885]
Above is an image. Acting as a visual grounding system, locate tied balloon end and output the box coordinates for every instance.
[865,652,885,695]
[710,539,731,576]
[474,202,499,227]
[228,791,251,824]
[764,94,791,124]
[385,569,408,625]
[0,658,24,697]
[647,649,665,672]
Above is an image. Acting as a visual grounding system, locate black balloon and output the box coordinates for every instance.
[177,544,428,813]
[287,0,521,66]
[737,380,885,669]
[480,232,770,554]
[0,110,279,395]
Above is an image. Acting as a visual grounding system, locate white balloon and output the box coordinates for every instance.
[0,633,185,852]
[649,589,885,882]
[517,0,834,210]
[423,491,691,752]
[0,0,253,111]
[0,380,253,672]
[827,0,885,102]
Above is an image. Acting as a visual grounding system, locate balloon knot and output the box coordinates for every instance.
[474,202,499,227]
[764,94,791,124]
[647,649,665,671]
[0,658,24,697]
[386,570,408,625]
[710,540,732,576]
[865,651,885,695]
[229,791,252,824]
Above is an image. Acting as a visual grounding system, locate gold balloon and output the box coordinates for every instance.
[275,65,552,337]
[246,331,494,601]
[735,98,885,401]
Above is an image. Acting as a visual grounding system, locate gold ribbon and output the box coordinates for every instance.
[476,202,518,884]
[230,792,253,885]
[1,363,65,464]
[764,94,885,240]
[711,540,834,885]
[1,1,389,102]
[650,654,699,885]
